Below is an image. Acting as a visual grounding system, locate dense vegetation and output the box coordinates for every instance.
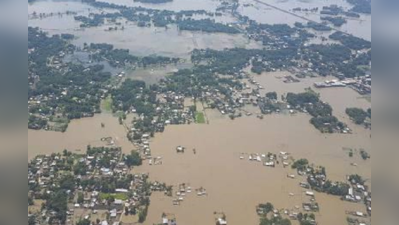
[75,1,240,35]
[87,43,179,67]
[329,32,371,50]
[28,27,181,131]
[287,91,347,133]
[346,107,370,125]
[347,0,371,14]
[321,16,347,27]
[178,19,240,34]
[306,22,332,31]
[321,4,360,18]
[28,27,111,130]
[257,202,292,225]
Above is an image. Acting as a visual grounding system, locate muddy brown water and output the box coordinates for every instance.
[28,1,371,223]
[28,113,134,160]
[28,73,371,225]
[136,114,370,225]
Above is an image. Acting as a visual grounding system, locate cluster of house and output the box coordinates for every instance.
[240,151,292,168]
[171,183,207,206]
[349,75,371,95]
[293,161,371,223]
[345,176,372,217]
[28,148,166,225]
[257,202,318,225]
[314,75,371,95]
[161,213,177,225]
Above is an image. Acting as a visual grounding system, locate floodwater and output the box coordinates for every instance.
[135,113,370,225]
[28,1,371,224]
[28,0,262,59]
[126,62,193,84]
[131,71,371,225]
[28,72,371,224]
[28,113,133,160]
[99,0,221,11]
[239,0,371,40]
[253,71,371,133]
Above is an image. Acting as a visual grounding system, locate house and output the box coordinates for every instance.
[110,209,117,218]
[305,191,315,197]
[217,218,227,225]
[114,199,123,205]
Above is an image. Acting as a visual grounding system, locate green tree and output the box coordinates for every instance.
[124,151,142,167]
[77,192,84,204]
[76,219,91,225]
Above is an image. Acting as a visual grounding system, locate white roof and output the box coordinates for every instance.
[218,218,227,225]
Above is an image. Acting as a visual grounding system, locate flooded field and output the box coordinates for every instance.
[28,1,371,224]
[136,113,370,225]
[253,71,371,132]
[28,68,371,224]
[28,113,133,160]
[239,0,371,40]
[28,0,262,59]
[27,74,371,225]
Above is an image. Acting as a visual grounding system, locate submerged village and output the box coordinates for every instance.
[28,0,371,225]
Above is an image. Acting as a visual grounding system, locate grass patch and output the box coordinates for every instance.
[101,95,113,113]
[114,110,125,118]
[195,112,206,124]
[99,193,129,201]
[48,116,70,132]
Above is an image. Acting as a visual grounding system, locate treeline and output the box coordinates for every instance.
[177,19,240,34]
[306,22,332,31]
[347,0,371,14]
[87,43,179,67]
[346,107,371,125]
[320,4,360,18]
[329,31,371,50]
[321,16,347,27]
[77,0,236,34]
